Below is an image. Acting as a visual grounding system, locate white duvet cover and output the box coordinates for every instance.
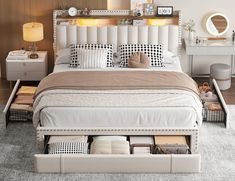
[35,57,202,128]
[34,89,202,128]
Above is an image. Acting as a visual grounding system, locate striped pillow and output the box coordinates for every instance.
[70,44,113,68]
[77,49,108,69]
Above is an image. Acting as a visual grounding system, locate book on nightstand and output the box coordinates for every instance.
[7,50,28,60]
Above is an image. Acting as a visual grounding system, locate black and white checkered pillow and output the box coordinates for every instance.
[48,142,88,154]
[119,44,164,67]
[70,44,114,68]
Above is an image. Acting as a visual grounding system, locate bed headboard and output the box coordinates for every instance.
[53,10,182,55]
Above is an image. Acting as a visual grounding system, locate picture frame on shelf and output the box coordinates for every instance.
[131,0,153,11]
[144,3,157,16]
[156,6,173,17]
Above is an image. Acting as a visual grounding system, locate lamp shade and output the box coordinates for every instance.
[23,22,44,42]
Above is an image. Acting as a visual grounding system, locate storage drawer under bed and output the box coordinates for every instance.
[35,153,201,173]
[34,134,201,173]
[202,79,229,127]
[3,80,36,126]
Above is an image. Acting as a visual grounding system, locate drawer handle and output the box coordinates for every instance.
[23,63,26,66]
[24,72,27,76]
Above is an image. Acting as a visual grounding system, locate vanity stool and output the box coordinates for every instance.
[210,63,231,90]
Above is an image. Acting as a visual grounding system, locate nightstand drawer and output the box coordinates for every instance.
[6,62,45,72]
[7,71,46,81]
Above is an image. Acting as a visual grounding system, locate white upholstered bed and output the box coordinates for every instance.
[34,10,202,173]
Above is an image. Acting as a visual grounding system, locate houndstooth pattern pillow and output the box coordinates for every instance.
[48,142,89,154]
[70,44,114,68]
[119,44,164,67]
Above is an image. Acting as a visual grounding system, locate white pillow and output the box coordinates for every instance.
[163,51,178,64]
[55,48,70,65]
[77,49,108,69]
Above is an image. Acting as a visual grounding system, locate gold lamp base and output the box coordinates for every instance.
[29,53,39,59]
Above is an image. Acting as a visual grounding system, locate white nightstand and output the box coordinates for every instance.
[6,51,48,82]
[184,39,235,77]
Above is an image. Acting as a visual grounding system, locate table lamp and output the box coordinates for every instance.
[23,22,44,59]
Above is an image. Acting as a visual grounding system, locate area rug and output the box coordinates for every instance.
[0,106,234,181]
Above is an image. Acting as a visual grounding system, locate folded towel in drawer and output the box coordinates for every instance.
[90,140,130,154]
[48,136,88,144]
[17,86,37,95]
[208,103,223,111]
[48,142,89,154]
[129,136,154,154]
[154,136,187,145]
[14,95,34,105]
[10,104,33,112]
[133,147,151,154]
[129,136,154,145]
[154,144,189,154]
[154,136,189,154]
[92,136,127,142]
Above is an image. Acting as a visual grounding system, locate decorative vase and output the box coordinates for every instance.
[189,31,194,41]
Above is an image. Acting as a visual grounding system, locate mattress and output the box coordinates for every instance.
[39,89,202,128]
[40,107,198,128]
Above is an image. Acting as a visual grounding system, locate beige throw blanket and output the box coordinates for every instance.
[35,71,199,98]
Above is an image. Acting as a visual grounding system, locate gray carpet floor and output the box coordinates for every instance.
[0,105,235,181]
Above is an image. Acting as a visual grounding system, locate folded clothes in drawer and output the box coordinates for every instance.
[48,136,88,144]
[17,86,37,95]
[129,136,154,154]
[92,136,127,142]
[48,136,88,154]
[132,146,152,155]
[8,85,37,122]
[90,140,130,155]
[154,136,189,154]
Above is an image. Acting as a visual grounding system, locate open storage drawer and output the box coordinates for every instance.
[35,153,201,173]
[202,79,229,128]
[3,80,22,127]
[2,80,37,128]
[34,127,201,173]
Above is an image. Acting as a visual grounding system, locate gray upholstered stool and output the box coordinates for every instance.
[210,63,231,90]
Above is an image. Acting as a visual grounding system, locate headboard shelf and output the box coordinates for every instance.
[55,10,180,19]
[56,15,179,20]
[53,9,182,59]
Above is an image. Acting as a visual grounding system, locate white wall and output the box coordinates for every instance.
[156,0,235,75]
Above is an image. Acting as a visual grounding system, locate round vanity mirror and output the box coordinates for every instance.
[206,13,229,36]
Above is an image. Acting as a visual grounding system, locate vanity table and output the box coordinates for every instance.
[184,39,235,77]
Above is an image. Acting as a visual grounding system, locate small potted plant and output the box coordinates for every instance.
[183,19,196,41]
